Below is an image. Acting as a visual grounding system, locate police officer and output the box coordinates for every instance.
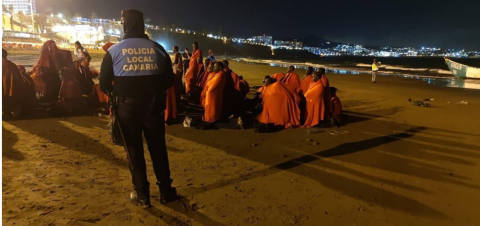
[99,9,177,208]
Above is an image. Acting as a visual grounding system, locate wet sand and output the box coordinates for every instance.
[3,52,480,225]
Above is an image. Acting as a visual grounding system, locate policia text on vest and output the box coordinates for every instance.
[121,48,159,71]
[108,38,166,77]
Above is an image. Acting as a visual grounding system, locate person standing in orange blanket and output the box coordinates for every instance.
[199,63,216,107]
[165,46,188,124]
[184,42,202,99]
[202,61,227,124]
[303,71,326,128]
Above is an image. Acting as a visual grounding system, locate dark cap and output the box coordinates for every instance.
[121,9,144,20]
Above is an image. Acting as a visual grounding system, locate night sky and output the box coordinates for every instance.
[37,0,480,50]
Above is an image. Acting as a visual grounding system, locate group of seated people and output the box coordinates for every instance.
[254,66,343,130]
[166,42,250,128]
[2,40,110,118]
[169,42,342,131]
[3,39,342,132]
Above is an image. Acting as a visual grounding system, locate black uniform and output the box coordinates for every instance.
[99,9,175,204]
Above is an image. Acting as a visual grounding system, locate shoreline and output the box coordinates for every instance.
[7,49,480,90]
[231,59,480,90]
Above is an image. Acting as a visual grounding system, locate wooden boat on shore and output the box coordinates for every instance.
[445,58,480,78]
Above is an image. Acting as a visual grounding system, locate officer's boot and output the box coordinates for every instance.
[160,186,178,204]
[130,191,151,208]
[157,180,178,204]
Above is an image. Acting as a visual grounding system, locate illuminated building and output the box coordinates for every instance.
[2,0,36,14]
[51,24,103,45]
[249,35,273,45]
[44,15,123,45]
[273,39,303,49]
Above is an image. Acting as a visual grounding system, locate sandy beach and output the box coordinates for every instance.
[3,51,480,226]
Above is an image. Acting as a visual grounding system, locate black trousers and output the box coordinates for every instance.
[116,97,172,199]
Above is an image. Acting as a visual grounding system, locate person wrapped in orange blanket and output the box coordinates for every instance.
[303,71,326,128]
[184,42,202,99]
[318,68,332,120]
[89,42,114,115]
[188,56,206,104]
[102,42,115,52]
[52,67,83,116]
[17,65,36,102]
[202,61,226,124]
[197,57,205,78]
[330,86,344,127]
[197,58,212,87]
[280,66,301,94]
[222,60,242,117]
[74,59,95,95]
[249,76,271,115]
[299,66,314,96]
[30,40,75,101]
[257,77,301,128]
[238,76,250,99]
[164,46,184,124]
[271,73,284,81]
[199,63,216,106]
[222,60,241,92]
[299,66,314,124]
[2,49,35,117]
[164,83,177,125]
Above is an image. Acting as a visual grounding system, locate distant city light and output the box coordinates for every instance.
[2,11,478,58]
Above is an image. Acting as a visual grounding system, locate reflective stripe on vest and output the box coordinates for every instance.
[372,63,378,71]
[108,38,166,77]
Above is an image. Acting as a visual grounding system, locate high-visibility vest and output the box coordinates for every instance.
[372,63,379,71]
